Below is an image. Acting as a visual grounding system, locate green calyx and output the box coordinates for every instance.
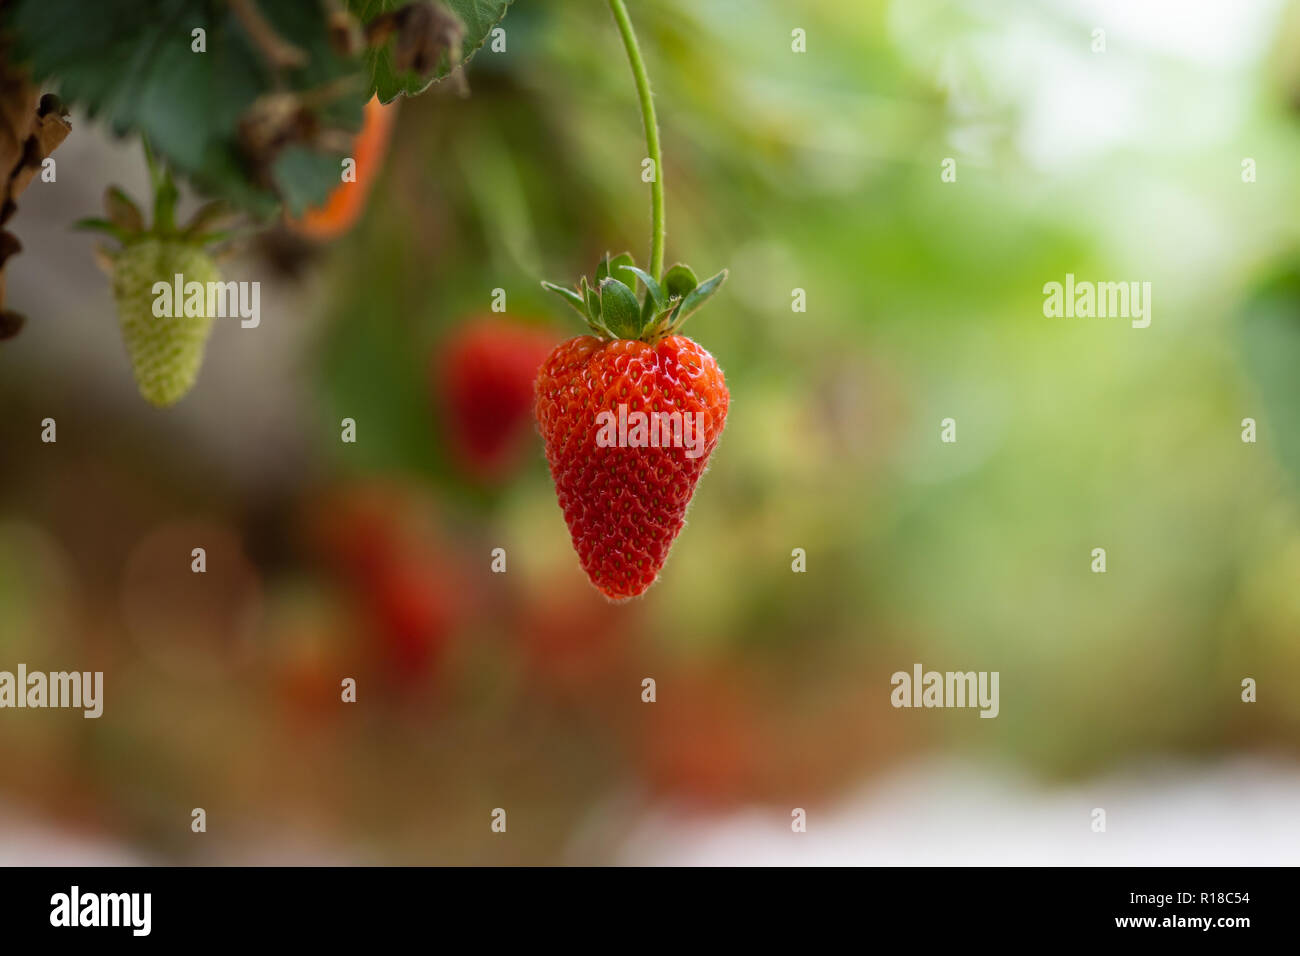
[542,252,726,344]
[542,3,728,345]
[75,141,238,252]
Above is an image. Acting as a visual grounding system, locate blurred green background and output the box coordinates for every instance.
[2,0,1300,864]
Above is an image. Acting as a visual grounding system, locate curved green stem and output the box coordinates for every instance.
[607,0,664,281]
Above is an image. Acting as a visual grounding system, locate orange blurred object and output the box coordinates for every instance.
[286,96,397,241]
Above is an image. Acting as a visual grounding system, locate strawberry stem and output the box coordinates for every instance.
[607,0,664,282]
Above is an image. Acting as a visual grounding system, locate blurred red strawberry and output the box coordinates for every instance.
[364,543,459,682]
[639,670,761,807]
[641,653,916,807]
[303,481,464,687]
[515,570,637,702]
[435,318,555,480]
[308,483,405,585]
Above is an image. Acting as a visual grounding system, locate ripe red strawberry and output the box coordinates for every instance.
[436,318,554,480]
[363,547,458,682]
[539,253,728,599]
[307,482,406,584]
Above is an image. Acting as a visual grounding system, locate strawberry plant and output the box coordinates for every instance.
[537,0,729,600]
[1,0,511,214]
[0,0,511,384]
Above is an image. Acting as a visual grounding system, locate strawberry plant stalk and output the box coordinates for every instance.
[607,0,665,281]
[537,2,731,599]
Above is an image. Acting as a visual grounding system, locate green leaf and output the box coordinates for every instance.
[581,276,601,322]
[104,187,143,233]
[599,277,642,339]
[663,263,698,299]
[153,164,179,233]
[350,0,514,103]
[1239,263,1300,488]
[571,277,610,337]
[4,0,368,216]
[274,146,351,218]
[607,252,637,293]
[668,269,727,332]
[183,200,238,238]
[542,280,587,317]
[73,218,130,243]
[625,265,665,311]
[627,264,666,331]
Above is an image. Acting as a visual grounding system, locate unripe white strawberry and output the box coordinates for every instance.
[111,239,221,407]
[80,163,238,409]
